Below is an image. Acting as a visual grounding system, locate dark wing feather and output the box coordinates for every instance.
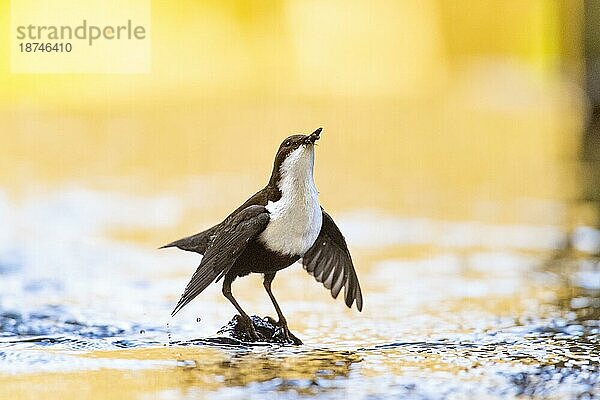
[171,205,270,316]
[302,209,363,311]
[160,187,270,255]
[160,225,220,255]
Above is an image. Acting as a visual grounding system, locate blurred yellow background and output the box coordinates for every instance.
[0,3,597,399]
[0,0,587,227]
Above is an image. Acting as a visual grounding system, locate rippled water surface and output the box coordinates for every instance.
[0,186,597,399]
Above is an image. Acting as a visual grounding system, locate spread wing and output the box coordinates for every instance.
[160,225,219,255]
[171,205,270,316]
[302,209,363,311]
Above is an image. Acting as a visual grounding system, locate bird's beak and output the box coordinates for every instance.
[305,127,322,144]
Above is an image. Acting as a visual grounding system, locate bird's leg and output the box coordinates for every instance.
[263,273,291,341]
[222,274,258,341]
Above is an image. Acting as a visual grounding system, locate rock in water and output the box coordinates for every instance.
[217,315,302,345]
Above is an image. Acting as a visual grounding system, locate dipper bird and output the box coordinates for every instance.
[161,128,363,342]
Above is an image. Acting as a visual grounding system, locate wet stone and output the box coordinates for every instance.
[216,315,303,345]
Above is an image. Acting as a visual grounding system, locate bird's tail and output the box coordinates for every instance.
[159,225,218,255]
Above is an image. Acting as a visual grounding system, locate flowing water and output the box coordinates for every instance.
[0,181,597,399]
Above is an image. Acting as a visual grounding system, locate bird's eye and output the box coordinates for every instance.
[284,140,291,147]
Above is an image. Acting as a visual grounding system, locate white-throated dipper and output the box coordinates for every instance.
[161,128,363,342]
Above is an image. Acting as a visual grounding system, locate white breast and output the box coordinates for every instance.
[259,145,323,256]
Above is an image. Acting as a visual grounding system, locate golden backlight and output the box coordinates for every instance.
[0,1,583,222]
[0,2,596,400]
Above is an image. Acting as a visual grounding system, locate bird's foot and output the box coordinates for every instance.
[277,324,302,345]
[240,315,259,342]
[264,316,303,345]
[278,321,291,342]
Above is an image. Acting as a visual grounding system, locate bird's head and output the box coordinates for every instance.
[269,127,322,189]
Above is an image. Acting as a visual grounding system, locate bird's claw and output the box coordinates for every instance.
[279,322,302,345]
[242,316,259,341]
[275,320,294,344]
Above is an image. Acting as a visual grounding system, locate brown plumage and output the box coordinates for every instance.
[161,128,363,343]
